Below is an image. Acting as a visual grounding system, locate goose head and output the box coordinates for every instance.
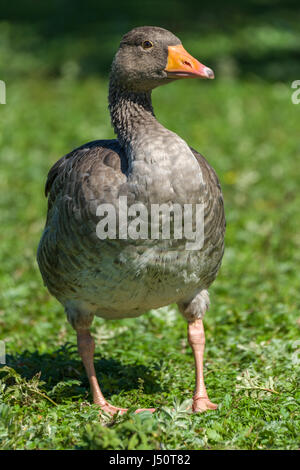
[110,26,214,93]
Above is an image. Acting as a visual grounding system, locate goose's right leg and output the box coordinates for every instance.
[77,329,127,415]
[76,329,155,416]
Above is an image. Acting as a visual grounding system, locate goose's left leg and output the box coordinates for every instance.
[187,319,218,411]
[178,290,218,412]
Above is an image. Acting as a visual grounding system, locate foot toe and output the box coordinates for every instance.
[135,407,156,414]
[192,397,218,413]
[99,403,128,416]
[99,402,155,416]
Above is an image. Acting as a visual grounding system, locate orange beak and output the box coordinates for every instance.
[165,44,214,79]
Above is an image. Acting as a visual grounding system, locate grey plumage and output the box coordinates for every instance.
[37,26,225,333]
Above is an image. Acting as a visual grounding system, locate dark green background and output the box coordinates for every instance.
[1,0,300,81]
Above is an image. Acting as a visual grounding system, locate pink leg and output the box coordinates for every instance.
[77,329,155,416]
[187,319,218,412]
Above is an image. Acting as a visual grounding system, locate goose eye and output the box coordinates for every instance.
[142,40,153,50]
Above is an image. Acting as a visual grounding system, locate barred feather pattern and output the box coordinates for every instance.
[37,87,225,329]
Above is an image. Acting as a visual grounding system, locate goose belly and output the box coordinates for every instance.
[44,235,220,320]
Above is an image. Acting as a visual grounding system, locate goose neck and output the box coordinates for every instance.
[108,82,158,149]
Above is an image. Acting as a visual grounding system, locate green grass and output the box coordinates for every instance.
[0,74,299,449]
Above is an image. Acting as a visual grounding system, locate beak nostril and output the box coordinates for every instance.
[182,60,192,68]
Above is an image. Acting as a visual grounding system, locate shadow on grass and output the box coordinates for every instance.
[4,343,162,402]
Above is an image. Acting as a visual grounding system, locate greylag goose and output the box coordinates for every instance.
[37,26,225,415]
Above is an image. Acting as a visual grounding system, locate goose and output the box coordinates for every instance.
[37,26,226,415]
